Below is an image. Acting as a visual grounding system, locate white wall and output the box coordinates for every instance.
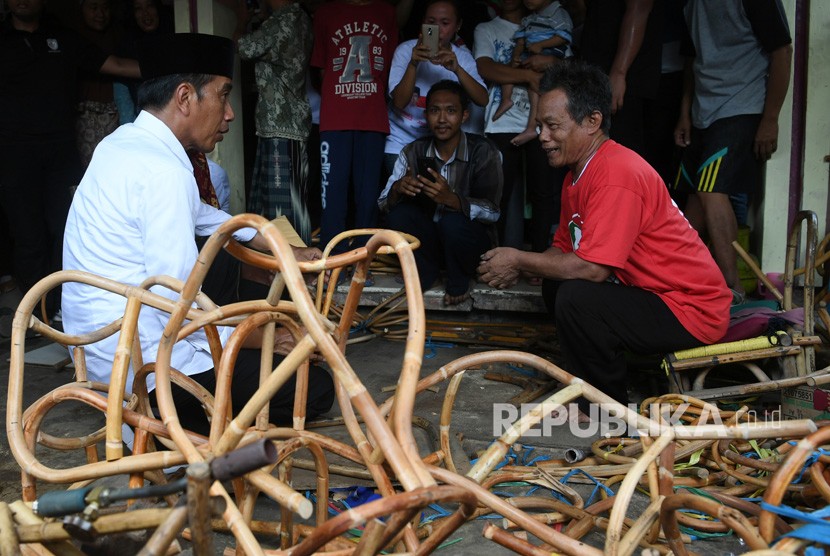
[759,0,828,276]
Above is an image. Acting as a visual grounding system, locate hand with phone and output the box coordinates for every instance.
[431,44,460,73]
[408,24,438,67]
[393,157,431,198]
[392,174,423,199]
[415,156,438,180]
[420,23,439,58]
[418,23,460,72]
[414,160,460,210]
[391,156,449,207]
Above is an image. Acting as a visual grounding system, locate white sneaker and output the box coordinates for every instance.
[51,309,62,323]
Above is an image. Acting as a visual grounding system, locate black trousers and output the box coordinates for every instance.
[642,71,684,186]
[607,94,644,155]
[153,349,335,437]
[542,279,702,408]
[171,241,335,435]
[386,203,491,296]
[195,234,240,307]
[0,139,80,314]
[488,134,565,252]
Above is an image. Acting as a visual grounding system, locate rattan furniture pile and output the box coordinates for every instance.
[3,215,828,555]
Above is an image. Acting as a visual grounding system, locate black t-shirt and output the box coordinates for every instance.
[577,0,664,100]
[0,17,108,144]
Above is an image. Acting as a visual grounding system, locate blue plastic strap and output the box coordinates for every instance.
[759,501,830,546]
[561,468,614,506]
[424,334,455,359]
[421,503,452,524]
[781,524,830,545]
[759,501,830,524]
[793,447,830,483]
[526,454,552,465]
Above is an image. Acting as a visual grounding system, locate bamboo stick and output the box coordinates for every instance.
[733,240,784,304]
[105,296,141,461]
[257,322,276,433]
[14,508,187,543]
[605,430,674,556]
[0,502,20,556]
[351,519,388,556]
[616,494,665,556]
[136,505,188,556]
[186,463,214,556]
[430,465,603,556]
[483,524,551,556]
[467,383,583,483]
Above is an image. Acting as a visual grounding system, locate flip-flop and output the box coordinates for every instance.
[443,290,471,306]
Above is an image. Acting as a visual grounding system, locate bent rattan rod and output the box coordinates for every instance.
[311,228,420,317]
[208,311,307,448]
[423,352,817,554]
[153,216,432,551]
[331,378,422,552]
[483,523,554,556]
[15,387,193,492]
[7,272,217,493]
[604,430,675,556]
[21,381,133,451]
[430,465,604,556]
[155,215,427,485]
[342,229,432,488]
[395,350,818,483]
[661,492,769,556]
[296,486,475,556]
[759,425,830,543]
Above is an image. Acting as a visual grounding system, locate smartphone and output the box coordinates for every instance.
[416,156,438,179]
[421,24,439,58]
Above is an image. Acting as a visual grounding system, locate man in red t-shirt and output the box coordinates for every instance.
[477,61,731,417]
[310,0,398,253]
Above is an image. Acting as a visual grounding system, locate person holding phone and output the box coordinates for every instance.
[379,80,502,305]
[384,0,488,173]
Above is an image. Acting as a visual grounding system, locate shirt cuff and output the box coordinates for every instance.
[232,227,257,243]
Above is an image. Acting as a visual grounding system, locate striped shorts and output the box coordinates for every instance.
[674,114,762,196]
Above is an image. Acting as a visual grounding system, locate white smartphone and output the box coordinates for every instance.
[421,23,439,58]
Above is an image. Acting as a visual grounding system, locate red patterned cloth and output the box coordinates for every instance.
[187,150,220,208]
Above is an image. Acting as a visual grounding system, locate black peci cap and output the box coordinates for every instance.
[138,33,235,80]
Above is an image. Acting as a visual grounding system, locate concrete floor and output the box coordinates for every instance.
[0,282,745,555]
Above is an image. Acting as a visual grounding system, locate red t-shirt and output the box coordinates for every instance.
[552,140,731,344]
[310,0,398,133]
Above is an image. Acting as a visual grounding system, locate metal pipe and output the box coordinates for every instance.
[564,448,588,464]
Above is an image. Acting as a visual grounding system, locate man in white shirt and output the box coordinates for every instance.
[62,33,334,435]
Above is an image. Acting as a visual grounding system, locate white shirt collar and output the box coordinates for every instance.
[134,110,192,171]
